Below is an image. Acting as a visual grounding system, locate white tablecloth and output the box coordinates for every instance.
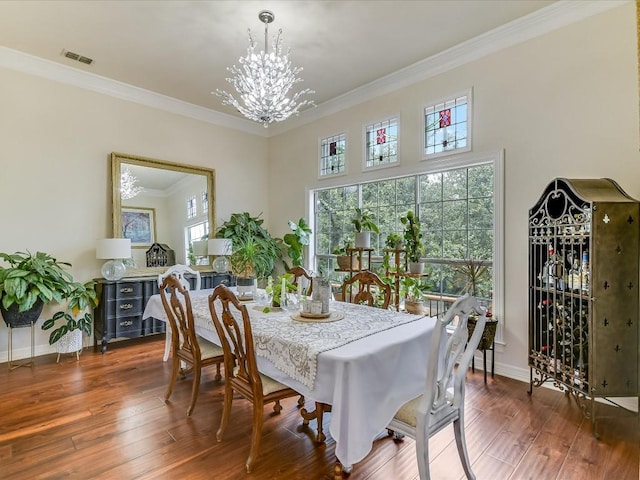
[143,289,437,468]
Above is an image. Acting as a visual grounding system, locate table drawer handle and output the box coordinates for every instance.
[119,303,133,310]
[119,320,133,327]
[120,287,134,294]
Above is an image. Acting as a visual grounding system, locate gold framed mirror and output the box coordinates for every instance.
[111,152,215,272]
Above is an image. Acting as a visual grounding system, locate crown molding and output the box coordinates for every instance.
[0,0,628,138]
[268,0,629,135]
[0,46,268,138]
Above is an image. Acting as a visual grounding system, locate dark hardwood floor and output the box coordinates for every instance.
[0,336,637,479]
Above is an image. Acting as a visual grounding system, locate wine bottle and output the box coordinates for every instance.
[580,250,590,291]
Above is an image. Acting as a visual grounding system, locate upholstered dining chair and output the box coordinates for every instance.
[158,263,201,291]
[288,266,313,296]
[159,275,224,416]
[340,270,392,309]
[159,264,201,361]
[208,284,304,473]
[386,294,487,480]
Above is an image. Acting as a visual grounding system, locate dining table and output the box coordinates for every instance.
[142,288,437,472]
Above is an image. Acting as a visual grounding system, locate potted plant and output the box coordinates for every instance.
[0,251,76,328]
[41,280,98,360]
[385,232,404,250]
[283,218,312,269]
[263,273,296,310]
[332,239,358,271]
[454,257,490,297]
[400,276,428,315]
[400,210,425,274]
[218,212,282,281]
[351,208,379,248]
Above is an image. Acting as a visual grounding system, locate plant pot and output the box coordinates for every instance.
[468,317,498,351]
[236,276,256,297]
[405,300,424,315]
[408,261,425,274]
[336,255,359,271]
[0,299,44,328]
[56,329,83,354]
[355,232,371,248]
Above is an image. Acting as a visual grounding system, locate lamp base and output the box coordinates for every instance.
[101,259,126,281]
[212,256,230,273]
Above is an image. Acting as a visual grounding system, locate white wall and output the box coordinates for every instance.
[0,67,268,359]
[267,3,640,386]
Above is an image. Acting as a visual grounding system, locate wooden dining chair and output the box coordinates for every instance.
[288,266,313,295]
[159,264,201,361]
[301,270,393,444]
[386,294,487,480]
[340,270,392,309]
[159,275,224,416]
[208,284,304,473]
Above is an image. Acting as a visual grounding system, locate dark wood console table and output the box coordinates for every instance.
[94,271,233,353]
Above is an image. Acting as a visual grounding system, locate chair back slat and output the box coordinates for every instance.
[209,284,263,395]
[421,294,486,423]
[159,275,201,359]
[288,266,313,296]
[340,270,392,309]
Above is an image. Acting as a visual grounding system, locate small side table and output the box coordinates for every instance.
[8,322,36,370]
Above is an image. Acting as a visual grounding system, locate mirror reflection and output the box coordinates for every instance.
[111,153,215,270]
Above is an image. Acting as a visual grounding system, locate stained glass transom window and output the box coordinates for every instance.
[424,91,471,158]
[320,133,346,176]
[365,117,398,169]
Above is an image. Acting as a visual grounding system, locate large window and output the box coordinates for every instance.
[312,152,503,340]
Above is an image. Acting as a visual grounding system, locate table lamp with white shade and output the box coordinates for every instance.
[191,239,209,264]
[208,238,232,273]
[96,238,131,281]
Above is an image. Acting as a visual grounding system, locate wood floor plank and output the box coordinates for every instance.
[0,337,636,480]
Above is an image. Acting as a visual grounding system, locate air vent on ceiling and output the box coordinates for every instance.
[61,49,94,65]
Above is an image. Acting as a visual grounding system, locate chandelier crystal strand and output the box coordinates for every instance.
[120,167,143,200]
[215,10,315,128]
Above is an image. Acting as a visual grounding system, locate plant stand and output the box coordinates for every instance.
[7,322,35,370]
[469,317,498,383]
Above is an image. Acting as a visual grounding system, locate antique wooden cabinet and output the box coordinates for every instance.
[528,178,639,430]
[94,271,232,353]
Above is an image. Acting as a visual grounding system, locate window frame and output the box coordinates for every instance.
[421,88,472,161]
[362,114,401,172]
[318,132,348,179]
[309,150,503,344]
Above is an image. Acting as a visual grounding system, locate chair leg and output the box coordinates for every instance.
[215,362,222,382]
[453,415,475,480]
[415,423,431,480]
[164,355,180,401]
[297,395,305,407]
[273,399,282,414]
[187,364,201,416]
[163,331,171,362]
[217,384,233,442]
[246,401,264,473]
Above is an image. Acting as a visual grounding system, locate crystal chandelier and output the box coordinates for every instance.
[215,10,315,128]
[120,167,143,200]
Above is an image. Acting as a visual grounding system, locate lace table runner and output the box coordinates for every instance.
[191,297,426,389]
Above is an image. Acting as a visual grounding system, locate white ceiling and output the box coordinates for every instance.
[0,0,559,130]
